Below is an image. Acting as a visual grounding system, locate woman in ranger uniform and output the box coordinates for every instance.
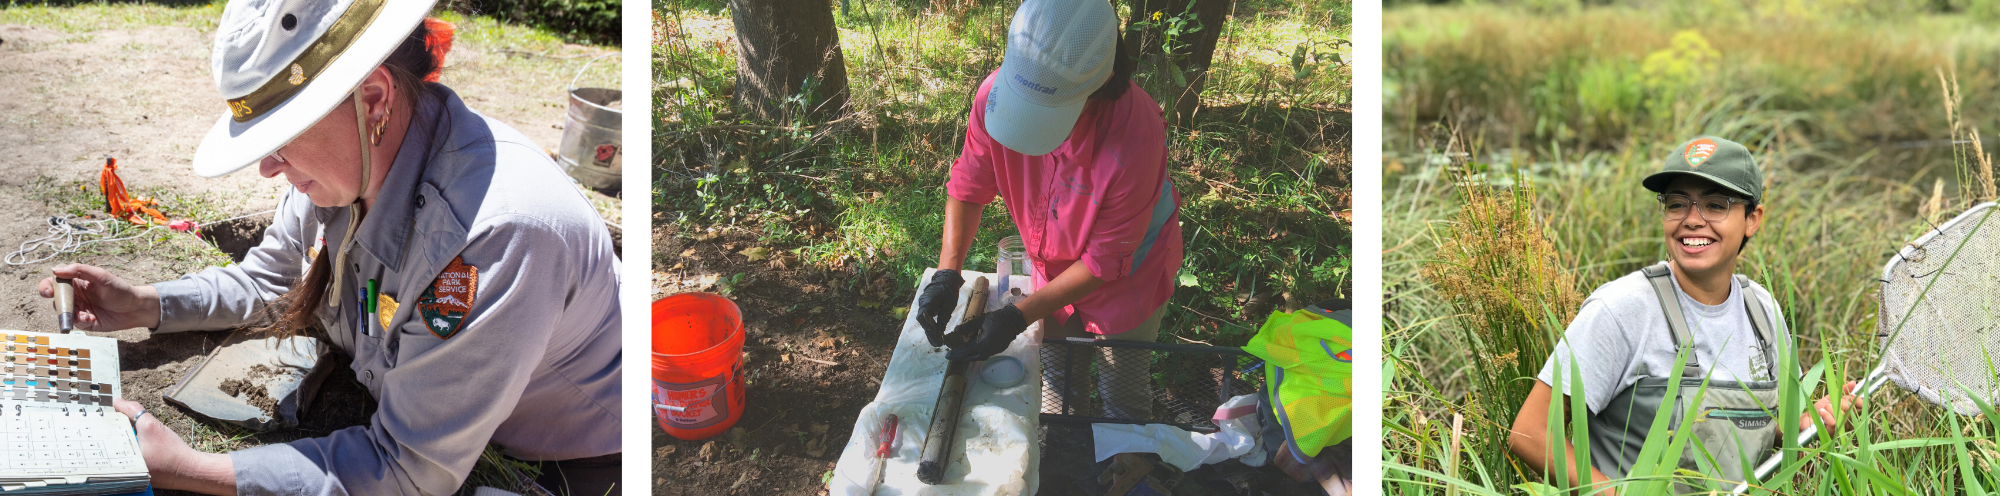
[34,1,622,494]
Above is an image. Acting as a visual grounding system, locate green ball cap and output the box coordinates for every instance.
[1644,135,1764,203]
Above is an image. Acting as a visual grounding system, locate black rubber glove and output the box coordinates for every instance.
[916,269,964,347]
[946,304,1028,362]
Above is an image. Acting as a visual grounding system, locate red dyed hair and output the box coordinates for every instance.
[421,18,455,83]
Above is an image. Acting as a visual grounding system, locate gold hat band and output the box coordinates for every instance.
[226,0,389,123]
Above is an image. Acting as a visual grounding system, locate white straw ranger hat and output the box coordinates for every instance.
[984,0,1119,156]
[193,0,437,177]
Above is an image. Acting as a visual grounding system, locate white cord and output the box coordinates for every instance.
[3,209,279,267]
[4,217,156,266]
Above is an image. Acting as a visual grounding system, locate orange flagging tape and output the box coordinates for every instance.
[99,158,166,225]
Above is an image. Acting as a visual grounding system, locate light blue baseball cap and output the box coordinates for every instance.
[983,0,1119,156]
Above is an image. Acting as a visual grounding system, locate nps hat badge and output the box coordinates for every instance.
[1644,135,1765,203]
[1685,138,1719,168]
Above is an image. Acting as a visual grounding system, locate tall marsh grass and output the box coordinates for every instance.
[1386,3,2000,149]
[1411,136,1585,483]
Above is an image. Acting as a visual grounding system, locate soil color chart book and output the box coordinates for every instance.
[0,330,147,495]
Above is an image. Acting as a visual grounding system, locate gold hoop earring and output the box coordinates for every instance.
[370,107,392,146]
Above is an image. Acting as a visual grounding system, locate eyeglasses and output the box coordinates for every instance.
[1658,193,1750,222]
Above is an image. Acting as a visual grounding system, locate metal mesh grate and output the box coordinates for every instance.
[1880,202,2000,417]
[1037,338,1264,433]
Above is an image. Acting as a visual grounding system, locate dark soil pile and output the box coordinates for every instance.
[218,363,284,419]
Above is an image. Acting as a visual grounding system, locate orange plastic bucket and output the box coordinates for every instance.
[652,293,746,440]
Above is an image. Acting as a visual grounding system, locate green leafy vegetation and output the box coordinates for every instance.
[456,0,621,45]
[657,0,1350,344]
[1387,1,2000,149]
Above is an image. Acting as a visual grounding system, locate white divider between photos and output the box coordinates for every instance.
[1351,0,1385,492]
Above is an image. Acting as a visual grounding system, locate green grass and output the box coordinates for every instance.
[1386,2,2000,150]
[1385,4,2000,490]
[445,9,612,52]
[0,2,223,32]
[656,0,1351,343]
[22,177,236,275]
[0,1,618,47]
[460,445,546,496]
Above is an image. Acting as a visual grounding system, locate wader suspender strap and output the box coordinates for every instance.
[1642,263,1704,378]
[1736,274,1782,378]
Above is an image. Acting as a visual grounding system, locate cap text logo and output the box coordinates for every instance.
[1012,73,1058,95]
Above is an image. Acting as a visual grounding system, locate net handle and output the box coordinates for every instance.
[1735,363,1891,493]
[1734,203,1994,494]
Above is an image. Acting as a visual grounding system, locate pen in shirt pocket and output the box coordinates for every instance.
[359,279,380,337]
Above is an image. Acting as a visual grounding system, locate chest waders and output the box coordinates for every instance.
[1587,263,1782,491]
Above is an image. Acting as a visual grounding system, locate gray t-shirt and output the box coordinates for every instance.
[1536,266,1792,414]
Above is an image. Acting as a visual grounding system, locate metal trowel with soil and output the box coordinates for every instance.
[165,329,333,431]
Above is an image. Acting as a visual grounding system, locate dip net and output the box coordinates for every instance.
[1878,202,2000,417]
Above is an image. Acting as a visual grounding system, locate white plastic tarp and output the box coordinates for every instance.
[828,269,1041,496]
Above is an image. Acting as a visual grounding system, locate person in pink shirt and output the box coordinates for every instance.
[914,0,1183,420]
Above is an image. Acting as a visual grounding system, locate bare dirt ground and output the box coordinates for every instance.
[650,224,1328,495]
[650,224,903,495]
[0,11,619,495]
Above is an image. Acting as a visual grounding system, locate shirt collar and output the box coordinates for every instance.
[355,84,460,271]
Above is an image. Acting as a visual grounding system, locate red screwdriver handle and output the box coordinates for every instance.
[876,415,899,458]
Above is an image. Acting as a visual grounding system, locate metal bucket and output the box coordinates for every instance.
[557,86,621,192]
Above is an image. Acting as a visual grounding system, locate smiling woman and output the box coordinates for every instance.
[1503,135,1858,494]
[29,0,623,495]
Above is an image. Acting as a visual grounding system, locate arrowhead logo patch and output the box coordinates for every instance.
[377,293,399,330]
[417,256,478,339]
[1685,138,1719,168]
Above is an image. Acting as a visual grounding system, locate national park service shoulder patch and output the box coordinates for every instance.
[417,256,479,339]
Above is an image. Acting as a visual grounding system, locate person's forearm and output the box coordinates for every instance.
[133,284,162,329]
[1512,384,1614,494]
[161,451,235,495]
[1511,434,1611,492]
[1013,263,1104,322]
[938,197,983,271]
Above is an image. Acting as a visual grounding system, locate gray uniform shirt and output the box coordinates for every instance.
[151,85,622,496]
[1536,266,1791,414]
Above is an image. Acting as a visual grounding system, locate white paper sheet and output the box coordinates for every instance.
[828,270,1041,496]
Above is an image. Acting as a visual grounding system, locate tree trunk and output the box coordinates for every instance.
[727,0,849,122]
[1126,0,1229,127]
